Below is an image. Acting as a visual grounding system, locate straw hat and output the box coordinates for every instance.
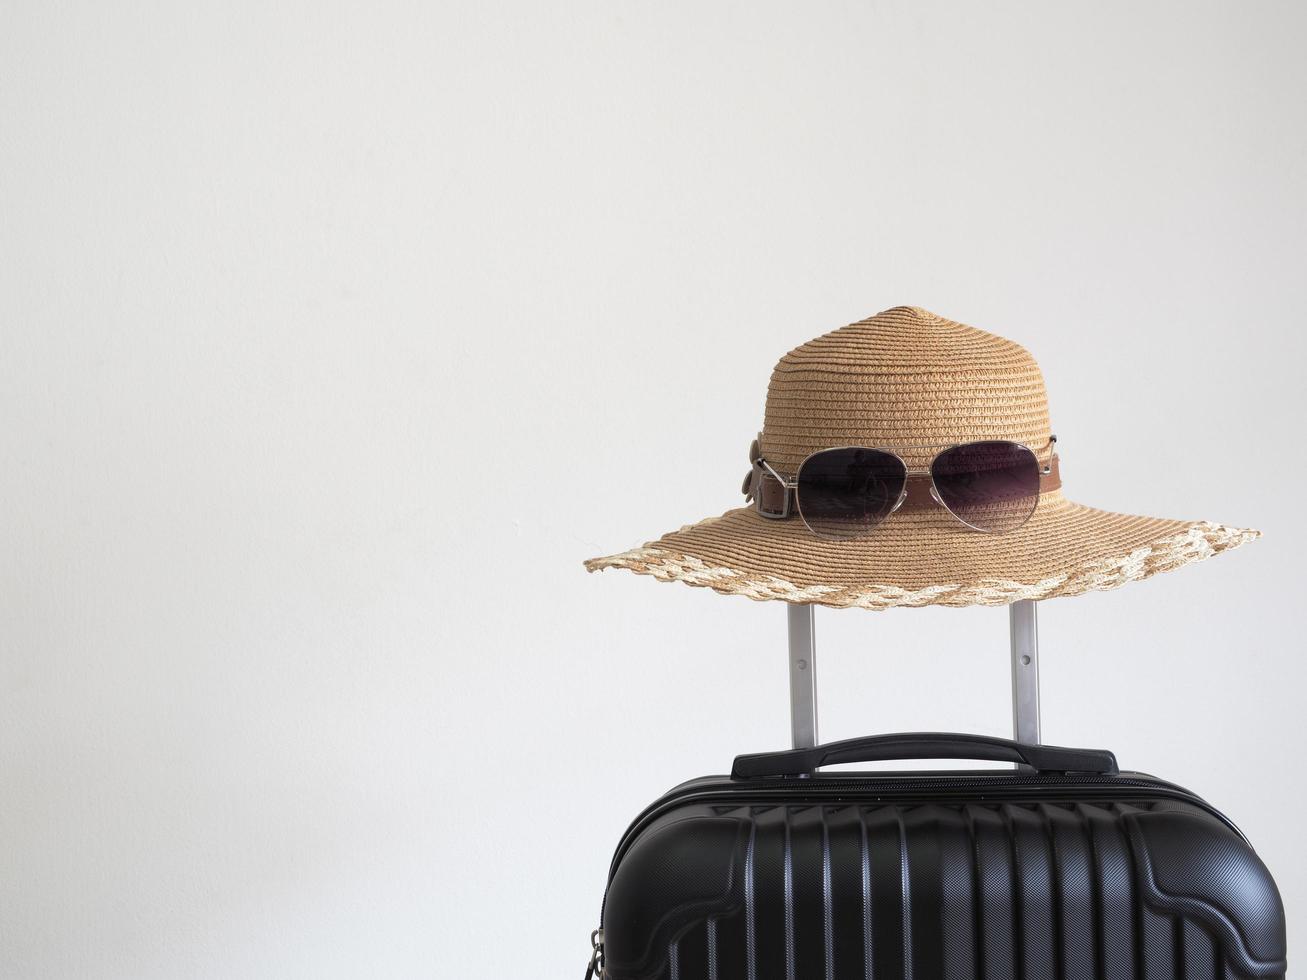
[585,306,1258,609]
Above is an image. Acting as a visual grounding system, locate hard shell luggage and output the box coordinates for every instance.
[592,732,1287,980]
[583,604,1287,980]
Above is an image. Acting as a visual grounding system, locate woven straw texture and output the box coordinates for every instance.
[586,307,1258,609]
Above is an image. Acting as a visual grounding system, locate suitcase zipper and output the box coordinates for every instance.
[582,928,604,980]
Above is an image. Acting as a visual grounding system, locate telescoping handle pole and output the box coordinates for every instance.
[787,604,818,750]
[1009,599,1041,746]
[786,600,1042,755]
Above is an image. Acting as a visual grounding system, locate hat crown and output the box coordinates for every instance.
[762,306,1051,471]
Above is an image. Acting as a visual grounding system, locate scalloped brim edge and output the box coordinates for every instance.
[584,520,1260,610]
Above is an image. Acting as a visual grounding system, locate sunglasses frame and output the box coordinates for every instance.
[753,436,1057,538]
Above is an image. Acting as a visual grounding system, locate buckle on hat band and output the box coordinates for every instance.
[748,459,796,519]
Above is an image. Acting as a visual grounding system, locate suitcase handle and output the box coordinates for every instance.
[730,732,1118,778]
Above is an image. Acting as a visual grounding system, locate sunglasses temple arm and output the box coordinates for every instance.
[784,600,1041,763]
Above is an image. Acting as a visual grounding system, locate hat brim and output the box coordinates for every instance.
[584,492,1258,609]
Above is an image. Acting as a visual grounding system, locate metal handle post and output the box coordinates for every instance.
[787,604,818,749]
[1009,599,1041,751]
[784,600,1040,758]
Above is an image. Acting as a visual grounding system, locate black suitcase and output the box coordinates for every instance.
[589,732,1286,980]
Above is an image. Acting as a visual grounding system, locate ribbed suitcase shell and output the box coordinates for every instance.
[599,772,1286,980]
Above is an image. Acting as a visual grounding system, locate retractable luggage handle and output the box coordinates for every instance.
[732,731,1118,779]
[786,599,1042,757]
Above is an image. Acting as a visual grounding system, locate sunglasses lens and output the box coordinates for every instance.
[930,441,1041,533]
[796,448,908,539]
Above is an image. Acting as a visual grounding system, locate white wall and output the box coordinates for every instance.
[2,2,1303,976]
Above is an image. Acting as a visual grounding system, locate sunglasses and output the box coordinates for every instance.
[745,436,1058,539]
